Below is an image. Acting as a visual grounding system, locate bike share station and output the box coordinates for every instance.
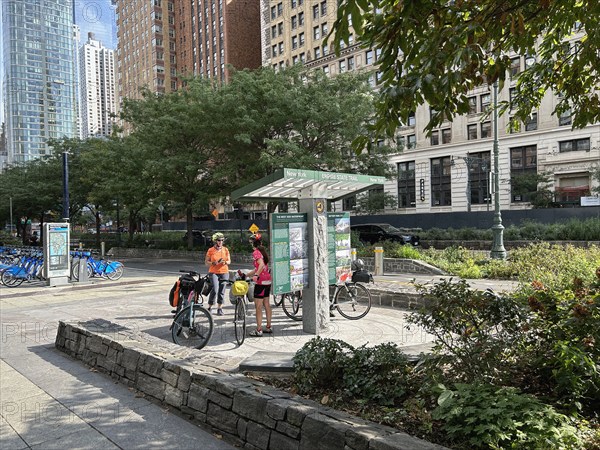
[232,168,385,335]
[43,222,70,286]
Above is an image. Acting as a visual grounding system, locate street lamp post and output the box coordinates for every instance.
[490,81,507,259]
[62,151,70,222]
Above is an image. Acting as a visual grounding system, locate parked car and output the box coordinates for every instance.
[351,223,420,246]
[182,230,212,247]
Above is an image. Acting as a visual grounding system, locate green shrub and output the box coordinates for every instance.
[293,338,417,407]
[383,242,422,259]
[343,343,415,406]
[409,279,527,385]
[433,383,582,449]
[293,337,354,393]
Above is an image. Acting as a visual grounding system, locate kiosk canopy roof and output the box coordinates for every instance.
[231,168,386,202]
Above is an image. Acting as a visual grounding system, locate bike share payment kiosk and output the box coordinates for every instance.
[232,168,384,334]
[43,223,71,286]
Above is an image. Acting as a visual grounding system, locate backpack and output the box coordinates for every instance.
[169,280,181,307]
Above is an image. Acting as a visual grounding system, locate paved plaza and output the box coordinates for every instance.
[0,257,518,449]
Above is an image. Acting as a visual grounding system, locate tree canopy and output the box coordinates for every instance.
[331,0,600,136]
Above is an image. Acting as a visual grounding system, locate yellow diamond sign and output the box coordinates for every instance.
[249,223,259,234]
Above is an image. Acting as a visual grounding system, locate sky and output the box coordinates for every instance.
[0,0,117,123]
[74,0,118,48]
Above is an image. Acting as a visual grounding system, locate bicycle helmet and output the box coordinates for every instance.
[249,232,262,242]
[351,258,365,271]
[212,232,225,242]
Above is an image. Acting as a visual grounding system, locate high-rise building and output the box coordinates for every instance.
[113,0,261,109]
[79,33,117,138]
[1,0,78,166]
[263,0,600,212]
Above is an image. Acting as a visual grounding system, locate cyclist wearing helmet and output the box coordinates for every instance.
[204,232,230,315]
[246,233,273,336]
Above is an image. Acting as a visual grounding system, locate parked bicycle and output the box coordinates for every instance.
[170,270,214,349]
[281,259,373,321]
[224,274,252,346]
[0,250,46,287]
[71,251,124,281]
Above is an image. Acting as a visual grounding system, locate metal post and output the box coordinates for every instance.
[116,197,121,245]
[62,151,70,222]
[374,246,384,275]
[490,81,507,259]
[9,197,14,236]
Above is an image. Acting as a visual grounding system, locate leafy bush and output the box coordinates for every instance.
[382,242,422,259]
[293,337,354,393]
[409,279,527,385]
[433,383,582,449]
[293,338,416,406]
[509,242,600,290]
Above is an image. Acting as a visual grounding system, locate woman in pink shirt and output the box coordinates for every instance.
[246,233,272,337]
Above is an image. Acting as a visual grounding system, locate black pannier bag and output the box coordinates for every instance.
[351,269,372,283]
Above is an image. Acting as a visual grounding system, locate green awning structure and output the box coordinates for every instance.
[231,168,386,202]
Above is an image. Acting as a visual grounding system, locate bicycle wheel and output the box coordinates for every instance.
[281,291,302,321]
[171,305,214,349]
[1,270,24,287]
[335,283,371,320]
[234,297,246,346]
[70,260,80,281]
[273,294,284,307]
[106,263,124,280]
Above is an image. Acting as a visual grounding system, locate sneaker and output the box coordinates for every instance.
[217,308,224,316]
[249,329,263,337]
[263,327,273,334]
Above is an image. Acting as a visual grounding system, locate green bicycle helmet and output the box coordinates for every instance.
[212,232,225,242]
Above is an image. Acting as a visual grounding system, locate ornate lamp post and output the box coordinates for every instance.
[490,81,507,259]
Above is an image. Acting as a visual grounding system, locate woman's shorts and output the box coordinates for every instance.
[253,284,271,299]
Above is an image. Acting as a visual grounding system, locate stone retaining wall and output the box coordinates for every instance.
[55,319,445,450]
[107,247,444,275]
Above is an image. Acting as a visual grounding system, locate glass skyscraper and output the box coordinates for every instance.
[2,0,78,165]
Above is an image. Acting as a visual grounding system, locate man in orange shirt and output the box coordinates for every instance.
[204,232,231,315]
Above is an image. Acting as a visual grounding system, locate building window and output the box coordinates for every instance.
[292,35,298,49]
[407,112,416,127]
[558,109,572,126]
[298,11,304,25]
[343,195,356,211]
[278,22,283,35]
[279,42,284,54]
[271,5,276,19]
[313,4,319,19]
[525,112,538,131]
[322,23,328,35]
[291,0,297,7]
[510,57,521,78]
[313,26,320,40]
[468,96,477,114]
[525,54,535,69]
[323,65,329,75]
[559,138,590,153]
[467,124,477,140]
[277,2,283,16]
[430,130,439,146]
[481,121,491,138]
[407,134,416,149]
[510,145,537,202]
[509,87,517,105]
[365,49,373,65]
[347,56,354,70]
[480,93,491,112]
[271,45,277,57]
[442,128,452,144]
[291,16,297,29]
[321,1,327,15]
[339,59,346,73]
[271,25,277,38]
[398,161,416,207]
[299,32,304,46]
[431,156,452,206]
[314,46,321,58]
[467,151,491,205]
